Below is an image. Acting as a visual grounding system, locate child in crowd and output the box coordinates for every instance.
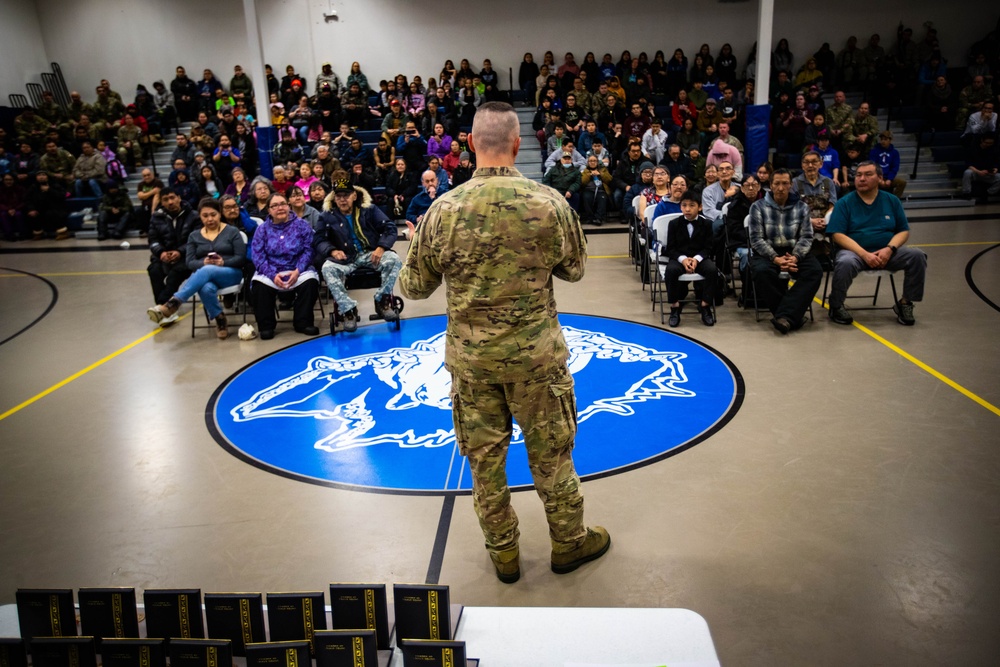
[660,190,718,328]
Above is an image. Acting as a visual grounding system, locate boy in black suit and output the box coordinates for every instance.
[662,190,718,327]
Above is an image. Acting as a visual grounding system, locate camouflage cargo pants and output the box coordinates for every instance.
[321,250,402,312]
[451,365,586,557]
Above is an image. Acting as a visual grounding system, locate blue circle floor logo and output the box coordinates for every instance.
[209,314,743,494]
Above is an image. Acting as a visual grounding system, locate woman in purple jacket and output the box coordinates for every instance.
[250,191,320,339]
[426,123,453,161]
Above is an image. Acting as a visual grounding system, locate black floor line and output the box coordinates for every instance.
[0,244,150,254]
[964,242,1000,313]
[0,267,59,346]
[425,496,455,585]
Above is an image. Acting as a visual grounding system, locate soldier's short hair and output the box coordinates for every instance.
[470,102,519,155]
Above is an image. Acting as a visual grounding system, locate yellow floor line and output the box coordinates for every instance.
[0,316,189,422]
[0,270,147,278]
[590,254,629,259]
[814,298,1000,417]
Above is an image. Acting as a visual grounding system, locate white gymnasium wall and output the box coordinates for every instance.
[0,0,51,101]
[22,0,1000,103]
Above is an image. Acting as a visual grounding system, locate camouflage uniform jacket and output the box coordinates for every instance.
[37,101,67,125]
[825,102,853,134]
[399,166,587,383]
[39,149,76,179]
[92,97,125,124]
[67,101,95,123]
[958,85,992,113]
[845,113,879,145]
[14,114,50,141]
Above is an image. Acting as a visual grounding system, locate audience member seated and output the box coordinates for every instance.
[315,172,401,331]
[869,130,906,197]
[14,107,51,149]
[721,174,760,273]
[812,130,841,184]
[146,187,201,321]
[288,185,321,229]
[197,164,224,200]
[24,172,70,240]
[68,140,108,199]
[792,151,837,260]
[623,162,654,219]
[705,138,743,180]
[580,154,612,225]
[651,174,689,219]
[96,180,133,240]
[637,164,672,221]
[225,166,252,205]
[956,76,991,131]
[700,159,737,228]
[451,151,474,188]
[748,169,823,334]
[406,169,443,224]
[544,138,586,170]
[396,120,428,172]
[779,93,812,153]
[961,101,996,143]
[39,140,76,190]
[146,198,245,339]
[250,191,320,339]
[641,118,669,164]
[425,155,449,194]
[825,91,853,148]
[661,191,717,328]
[577,120,607,155]
[844,102,878,154]
[172,168,200,209]
[826,161,927,326]
[612,142,645,211]
[245,177,274,220]
[961,134,1000,199]
[0,173,25,241]
[542,151,582,211]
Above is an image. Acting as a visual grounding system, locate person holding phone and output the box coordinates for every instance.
[146,197,246,338]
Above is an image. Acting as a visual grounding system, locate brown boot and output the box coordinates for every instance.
[489,547,520,584]
[551,526,611,574]
[54,227,72,240]
[215,313,229,339]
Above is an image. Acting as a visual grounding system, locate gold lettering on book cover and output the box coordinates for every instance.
[112,593,124,637]
[442,647,453,667]
[139,645,151,667]
[48,595,62,636]
[302,598,314,651]
[239,599,253,645]
[427,591,440,639]
[179,595,191,638]
[351,636,365,667]
[285,647,298,667]
[363,590,375,631]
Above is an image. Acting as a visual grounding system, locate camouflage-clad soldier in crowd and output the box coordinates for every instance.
[14,108,50,148]
[399,102,610,584]
[38,141,76,185]
[91,86,125,135]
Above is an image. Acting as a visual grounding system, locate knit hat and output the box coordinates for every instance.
[459,151,470,162]
[639,161,655,173]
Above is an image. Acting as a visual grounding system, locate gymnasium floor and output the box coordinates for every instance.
[1,205,998,666]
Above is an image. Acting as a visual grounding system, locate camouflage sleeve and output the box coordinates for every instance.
[398,206,443,300]
[552,198,587,283]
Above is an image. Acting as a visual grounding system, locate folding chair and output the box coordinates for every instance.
[650,213,721,325]
[629,195,643,270]
[745,215,815,323]
[640,203,659,291]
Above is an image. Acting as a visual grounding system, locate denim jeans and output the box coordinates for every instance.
[173,265,242,319]
[75,179,103,198]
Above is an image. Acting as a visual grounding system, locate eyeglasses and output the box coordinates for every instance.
[269,203,289,209]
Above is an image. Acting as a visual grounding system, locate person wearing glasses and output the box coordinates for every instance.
[315,171,401,331]
[792,150,838,262]
[249,192,320,339]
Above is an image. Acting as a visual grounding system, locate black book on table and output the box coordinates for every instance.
[99,638,166,667]
[167,639,232,667]
[203,592,265,656]
[245,640,311,667]
[391,584,450,648]
[265,592,327,652]
[329,584,390,650]
[399,639,467,667]
[0,638,28,667]
[15,589,77,640]
[28,637,96,667]
[142,589,205,639]
[77,587,140,647]
[313,629,378,667]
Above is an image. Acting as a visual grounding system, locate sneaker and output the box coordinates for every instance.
[667,307,681,328]
[342,307,359,332]
[829,304,853,325]
[893,301,915,326]
[489,547,520,584]
[551,526,611,574]
[55,228,72,240]
[158,313,180,328]
[215,313,229,339]
[699,304,715,327]
[771,317,791,334]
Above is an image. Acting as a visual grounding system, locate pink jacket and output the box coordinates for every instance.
[705,139,743,172]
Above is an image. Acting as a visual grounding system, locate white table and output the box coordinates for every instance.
[389,606,720,667]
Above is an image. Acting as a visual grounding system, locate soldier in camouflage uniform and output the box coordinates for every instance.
[37,92,67,128]
[956,76,993,130]
[316,172,401,331]
[844,102,880,154]
[399,101,610,584]
[13,108,50,149]
[38,140,76,187]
